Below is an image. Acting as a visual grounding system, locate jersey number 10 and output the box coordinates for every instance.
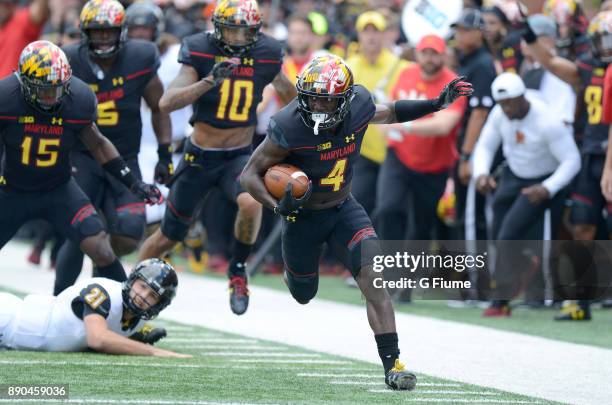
[216,79,254,122]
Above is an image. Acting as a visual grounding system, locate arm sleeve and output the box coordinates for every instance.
[71,283,112,320]
[266,117,290,149]
[472,107,503,178]
[541,122,581,196]
[603,65,612,124]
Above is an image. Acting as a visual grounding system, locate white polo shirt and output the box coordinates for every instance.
[472,95,581,196]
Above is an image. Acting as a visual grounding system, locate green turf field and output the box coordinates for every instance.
[0,318,558,405]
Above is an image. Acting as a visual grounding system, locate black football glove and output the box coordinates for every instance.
[130,325,167,345]
[434,76,473,110]
[154,144,174,185]
[131,181,163,205]
[273,181,312,216]
[516,1,537,44]
[207,57,240,86]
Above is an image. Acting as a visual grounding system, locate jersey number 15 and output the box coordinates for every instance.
[21,137,60,167]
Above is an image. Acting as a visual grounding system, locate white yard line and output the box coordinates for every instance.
[0,400,278,405]
[199,352,320,357]
[163,338,259,343]
[329,381,461,387]
[171,345,287,351]
[1,243,609,405]
[298,373,380,378]
[233,359,352,364]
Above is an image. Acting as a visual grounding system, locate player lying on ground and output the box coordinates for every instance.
[240,55,472,390]
[0,259,190,358]
[0,41,161,282]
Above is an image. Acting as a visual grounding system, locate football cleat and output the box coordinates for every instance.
[130,323,167,345]
[385,359,417,391]
[482,304,511,317]
[554,302,591,321]
[229,275,250,315]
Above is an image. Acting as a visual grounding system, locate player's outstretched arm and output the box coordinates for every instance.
[520,5,580,86]
[271,71,298,106]
[370,77,473,125]
[240,137,290,210]
[84,314,191,358]
[80,123,162,205]
[144,75,174,184]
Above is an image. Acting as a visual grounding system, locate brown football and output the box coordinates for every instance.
[264,163,309,199]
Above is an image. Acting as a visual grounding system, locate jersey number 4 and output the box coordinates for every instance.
[21,137,60,167]
[216,79,254,122]
[320,159,347,192]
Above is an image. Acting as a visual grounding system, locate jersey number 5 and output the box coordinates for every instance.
[320,159,347,192]
[216,79,254,122]
[97,100,119,126]
[21,137,60,167]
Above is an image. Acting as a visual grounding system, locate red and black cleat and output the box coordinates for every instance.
[229,275,250,315]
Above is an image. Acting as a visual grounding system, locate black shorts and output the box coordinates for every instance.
[281,196,380,302]
[571,154,612,230]
[71,151,145,240]
[161,138,251,241]
[0,178,105,248]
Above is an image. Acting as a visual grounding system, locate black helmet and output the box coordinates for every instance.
[125,1,165,42]
[122,258,178,320]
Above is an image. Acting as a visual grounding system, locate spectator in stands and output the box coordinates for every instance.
[451,8,497,240]
[345,10,407,216]
[0,0,50,78]
[376,35,466,241]
[473,73,580,317]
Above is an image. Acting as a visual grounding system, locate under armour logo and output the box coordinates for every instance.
[120,167,131,176]
[112,77,124,86]
[243,58,254,66]
[51,117,62,125]
[345,134,355,143]
[0,176,6,185]
[184,154,195,162]
[286,215,297,222]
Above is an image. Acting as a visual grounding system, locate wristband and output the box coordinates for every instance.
[157,143,172,160]
[103,157,139,190]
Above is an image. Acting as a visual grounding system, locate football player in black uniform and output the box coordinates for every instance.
[240,55,472,390]
[138,0,296,315]
[55,0,172,295]
[524,10,612,320]
[0,41,161,281]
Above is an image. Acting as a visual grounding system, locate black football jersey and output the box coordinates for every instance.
[178,32,283,129]
[498,31,523,74]
[0,75,97,192]
[63,40,160,158]
[577,56,610,155]
[267,85,376,194]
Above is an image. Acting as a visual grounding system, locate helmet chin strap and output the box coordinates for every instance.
[311,113,328,135]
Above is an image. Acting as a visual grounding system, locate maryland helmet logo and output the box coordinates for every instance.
[212,0,262,56]
[80,0,125,30]
[588,10,612,37]
[543,0,579,24]
[298,55,354,96]
[19,41,71,84]
[18,41,72,113]
[214,0,261,27]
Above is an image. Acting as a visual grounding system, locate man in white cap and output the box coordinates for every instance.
[472,72,580,317]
